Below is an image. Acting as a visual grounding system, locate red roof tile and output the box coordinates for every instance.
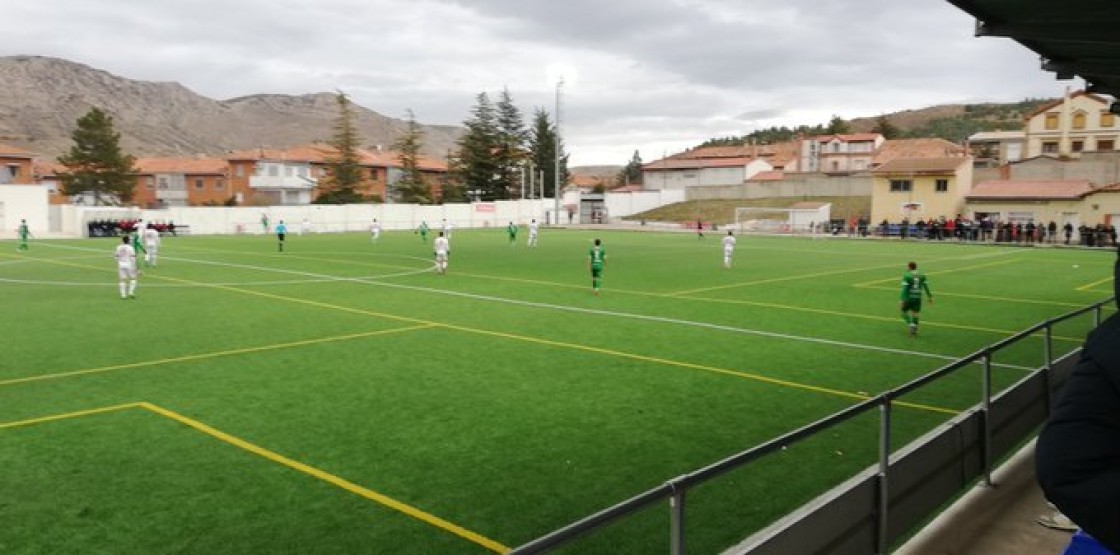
[873,139,966,165]
[872,157,968,174]
[967,180,1094,200]
[134,157,228,174]
[0,143,35,158]
[748,170,785,182]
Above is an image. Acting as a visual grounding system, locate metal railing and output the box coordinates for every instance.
[509,297,1115,555]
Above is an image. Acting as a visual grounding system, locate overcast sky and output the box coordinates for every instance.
[7,0,1076,166]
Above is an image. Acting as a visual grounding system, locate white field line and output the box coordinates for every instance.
[157,251,1034,371]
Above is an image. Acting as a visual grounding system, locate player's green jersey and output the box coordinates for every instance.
[900,270,930,301]
[507,224,518,237]
[131,231,146,253]
[18,224,29,240]
[589,245,606,269]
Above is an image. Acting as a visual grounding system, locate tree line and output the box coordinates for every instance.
[56,88,569,206]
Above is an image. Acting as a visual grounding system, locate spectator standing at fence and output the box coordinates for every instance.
[696,219,705,239]
[114,236,138,299]
[143,224,160,267]
[1037,245,1120,553]
[1064,222,1074,245]
[588,238,606,296]
[900,261,933,337]
[370,219,380,242]
[17,219,31,252]
[722,230,737,269]
[275,220,287,252]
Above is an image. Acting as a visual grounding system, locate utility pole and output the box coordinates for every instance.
[554,77,564,225]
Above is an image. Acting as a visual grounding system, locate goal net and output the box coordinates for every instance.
[734,204,832,235]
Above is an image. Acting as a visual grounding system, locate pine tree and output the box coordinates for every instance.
[57,108,136,206]
[317,91,366,204]
[872,115,901,139]
[393,109,431,204]
[495,87,528,199]
[454,92,501,201]
[825,115,852,135]
[440,149,469,203]
[527,108,568,199]
[617,150,643,186]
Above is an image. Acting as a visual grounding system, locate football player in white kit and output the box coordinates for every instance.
[370,219,381,242]
[722,230,737,269]
[527,219,539,247]
[433,231,450,274]
[143,224,161,267]
[114,236,139,299]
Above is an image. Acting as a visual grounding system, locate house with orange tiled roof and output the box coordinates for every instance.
[799,133,884,173]
[0,143,36,185]
[132,157,230,208]
[870,156,973,224]
[642,143,799,191]
[225,144,447,205]
[1024,90,1119,158]
[963,179,1120,232]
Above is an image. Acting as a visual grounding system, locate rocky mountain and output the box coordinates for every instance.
[0,56,461,160]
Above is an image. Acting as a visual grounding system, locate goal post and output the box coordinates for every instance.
[734,204,832,235]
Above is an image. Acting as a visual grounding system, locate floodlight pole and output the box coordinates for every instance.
[554,77,564,225]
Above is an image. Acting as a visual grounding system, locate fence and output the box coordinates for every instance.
[509,298,1115,555]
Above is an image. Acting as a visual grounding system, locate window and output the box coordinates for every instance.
[268,165,279,177]
[1073,111,1087,130]
[236,165,244,177]
[889,179,912,192]
[7,164,20,179]
[1102,111,1115,128]
[1072,140,1084,152]
[194,178,205,190]
[216,179,225,190]
[1099,139,1115,151]
[682,171,697,179]
[935,179,949,192]
[158,177,169,190]
[1042,142,1059,154]
[286,166,295,177]
[146,176,155,190]
[1045,113,1059,130]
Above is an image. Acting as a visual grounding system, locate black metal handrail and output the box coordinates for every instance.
[509,296,1115,555]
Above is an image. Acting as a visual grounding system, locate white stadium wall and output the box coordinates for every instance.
[58,199,556,237]
[604,189,686,219]
[0,185,50,238]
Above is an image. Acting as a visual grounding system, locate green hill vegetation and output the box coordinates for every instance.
[626,197,872,224]
[699,97,1054,148]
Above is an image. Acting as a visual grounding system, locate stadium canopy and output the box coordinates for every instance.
[947,0,1120,99]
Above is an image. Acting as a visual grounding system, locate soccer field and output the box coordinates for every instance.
[0,229,1115,554]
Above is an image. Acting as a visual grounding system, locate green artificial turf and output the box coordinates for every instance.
[0,229,1114,554]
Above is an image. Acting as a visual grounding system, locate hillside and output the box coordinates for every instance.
[0,56,461,159]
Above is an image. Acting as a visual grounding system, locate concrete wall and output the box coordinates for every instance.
[686,173,872,201]
[0,184,50,237]
[60,199,555,237]
[1006,152,1120,184]
[604,189,686,219]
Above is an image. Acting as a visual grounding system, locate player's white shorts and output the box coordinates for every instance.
[145,243,159,255]
[435,251,448,264]
[118,264,137,280]
[723,247,734,257]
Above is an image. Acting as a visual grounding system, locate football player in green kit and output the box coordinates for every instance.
[900,261,933,336]
[588,238,606,295]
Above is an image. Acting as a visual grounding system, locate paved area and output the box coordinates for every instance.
[895,440,1076,555]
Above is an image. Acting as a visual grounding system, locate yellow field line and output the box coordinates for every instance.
[0,402,142,429]
[0,325,435,388]
[675,295,1083,343]
[1076,275,1114,292]
[30,257,960,414]
[851,258,1019,288]
[137,402,510,553]
[854,286,1091,308]
[0,402,508,553]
